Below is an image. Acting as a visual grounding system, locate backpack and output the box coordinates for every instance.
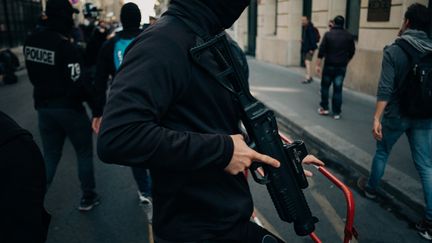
[313,26,321,43]
[395,39,432,118]
[113,37,134,70]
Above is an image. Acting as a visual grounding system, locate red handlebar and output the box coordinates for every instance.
[279,133,358,243]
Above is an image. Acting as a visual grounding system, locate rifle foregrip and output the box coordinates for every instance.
[245,105,318,236]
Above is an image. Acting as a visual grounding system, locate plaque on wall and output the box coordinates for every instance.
[367,0,392,22]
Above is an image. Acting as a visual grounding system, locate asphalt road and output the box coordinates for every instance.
[0,63,426,243]
[1,70,150,243]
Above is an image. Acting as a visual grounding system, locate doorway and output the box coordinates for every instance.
[247,0,258,55]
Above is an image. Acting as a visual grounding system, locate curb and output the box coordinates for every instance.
[264,102,425,217]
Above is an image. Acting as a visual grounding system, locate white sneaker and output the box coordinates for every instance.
[252,216,263,227]
[138,191,152,204]
[416,219,432,240]
[333,114,341,120]
[318,108,330,115]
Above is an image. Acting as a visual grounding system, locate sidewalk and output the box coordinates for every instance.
[248,57,425,216]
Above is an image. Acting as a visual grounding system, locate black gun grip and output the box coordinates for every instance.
[250,162,270,185]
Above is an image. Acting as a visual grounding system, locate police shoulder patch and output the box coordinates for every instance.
[24,46,55,66]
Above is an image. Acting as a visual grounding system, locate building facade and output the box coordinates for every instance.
[0,0,42,48]
[0,0,162,49]
[233,0,431,95]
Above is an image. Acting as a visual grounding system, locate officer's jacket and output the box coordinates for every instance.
[24,28,85,109]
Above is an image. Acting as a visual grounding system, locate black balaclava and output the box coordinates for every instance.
[45,0,78,34]
[198,0,250,29]
[120,3,142,30]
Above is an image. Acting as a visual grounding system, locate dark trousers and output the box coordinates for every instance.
[1,134,51,243]
[38,108,95,195]
[131,167,152,197]
[320,66,347,114]
[155,221,285,243]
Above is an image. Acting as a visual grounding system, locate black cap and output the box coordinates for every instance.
[333,15,345,28]
[46,0,79,19]
[120,3,141,29]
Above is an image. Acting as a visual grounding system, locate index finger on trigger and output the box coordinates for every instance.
[254,152,280,168]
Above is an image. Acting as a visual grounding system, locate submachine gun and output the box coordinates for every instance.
[181,19,318,236]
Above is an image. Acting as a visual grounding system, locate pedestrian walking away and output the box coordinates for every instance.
[316,15,356,120]
[24,0,99,212]
[97,0,324,242]
[301,16,319,84]
[91,2,153,212]
[361,3,432,240]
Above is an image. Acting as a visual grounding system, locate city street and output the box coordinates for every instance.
[0,58,428,243]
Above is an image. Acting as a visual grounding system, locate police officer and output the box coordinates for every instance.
[24,0,99,211]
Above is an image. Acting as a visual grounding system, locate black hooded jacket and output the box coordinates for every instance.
[0,111,50,243]
[24,19,87,110]
[97,0,252,241]
[318,26,356,67]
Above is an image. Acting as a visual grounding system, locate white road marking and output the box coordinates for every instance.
[254,208,286,241]
[250,86,302,93]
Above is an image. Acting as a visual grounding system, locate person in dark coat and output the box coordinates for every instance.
[24,0,99,211]
[316,15,355,120]
[301,16,318,84]
[92,2,153,211]
[0,111,50,243]
[97,0,323,242]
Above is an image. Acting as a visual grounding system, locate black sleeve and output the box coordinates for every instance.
[307,26,317,51]
[93,40,114,117]
[61,39,84,85]
[0,112,50,243]
[97,37,234,171]
[318,32,328,59]
[61,38,100,112]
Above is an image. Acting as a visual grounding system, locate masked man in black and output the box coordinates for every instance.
[98,1,322,242]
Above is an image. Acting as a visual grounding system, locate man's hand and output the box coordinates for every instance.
[302,155,325,177]
[372,118,383,141]
[92,117,102,134]
[225,134,280,175]
[315,58,322,76]
[315,66,321,76]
